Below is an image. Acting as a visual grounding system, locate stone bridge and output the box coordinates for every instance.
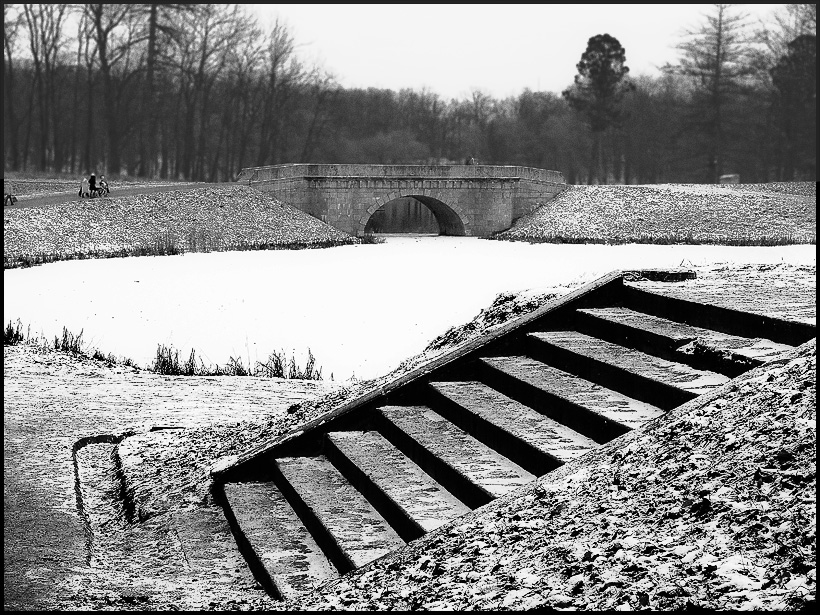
[236,164,566,237]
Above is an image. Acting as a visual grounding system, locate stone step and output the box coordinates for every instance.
[274,456,405,572]
[527,330,729,409]
[376,405,535,508]
[222,482,337,599]
[479,355,663,442]
[170,507,256,587]
[427,380,597,474]
[325,431,470,540]
[621,284,816,347]
[574,307,794,374]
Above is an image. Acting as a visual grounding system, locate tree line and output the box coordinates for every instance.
[3,3,816,184]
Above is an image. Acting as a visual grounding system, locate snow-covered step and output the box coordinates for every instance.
[222,482,337,599]
[574,307,794,372]
[621,285,816,347]
[479,355,664,441]
[527,330,729,409]
[326,431,470,540]
[274,456,405,572]
[428,380,596,474]
[377,405,535,508]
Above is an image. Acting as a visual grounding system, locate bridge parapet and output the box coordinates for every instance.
[238,164,564,185]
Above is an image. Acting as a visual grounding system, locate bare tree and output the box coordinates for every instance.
[23,3,68,170]
[208,15,264,179]
[299,71,339,163]
[172,4,246,179]
[667,4,757,182]
[225,24,265,175]
[67,8,95,174]
[469,89,493,127]
[77,10,98,174]
[4,4,24,169]
[127,4,193,177]
[86,3,143,174]
[255,17,304,166]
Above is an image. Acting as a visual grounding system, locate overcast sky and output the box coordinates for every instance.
[245,3,784,100]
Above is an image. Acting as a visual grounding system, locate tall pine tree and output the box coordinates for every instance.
[562,34,633,183]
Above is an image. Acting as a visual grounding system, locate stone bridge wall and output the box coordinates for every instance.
[237,164,565,237]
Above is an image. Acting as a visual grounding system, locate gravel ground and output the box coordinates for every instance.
[4,262,815,611]
[498,182,816,244]
[4,184,358,268]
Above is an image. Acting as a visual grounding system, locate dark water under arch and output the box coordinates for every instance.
[364,196,465,235]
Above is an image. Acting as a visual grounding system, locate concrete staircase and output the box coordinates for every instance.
[210,270,814,599]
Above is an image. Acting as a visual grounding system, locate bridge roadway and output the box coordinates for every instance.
[237,164,566,237]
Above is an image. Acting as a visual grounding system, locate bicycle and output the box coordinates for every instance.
[90,184,108,198]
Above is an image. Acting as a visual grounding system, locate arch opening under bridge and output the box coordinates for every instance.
[362,195,466,236]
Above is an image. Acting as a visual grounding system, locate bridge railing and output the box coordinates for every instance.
[237,164,564,184]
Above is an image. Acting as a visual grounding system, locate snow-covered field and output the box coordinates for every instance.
[3,236,816,381]
[499,182,816,244]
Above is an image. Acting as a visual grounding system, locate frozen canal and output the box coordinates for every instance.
[4,237,816,382]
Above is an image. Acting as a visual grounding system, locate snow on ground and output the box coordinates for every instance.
[499,183,816,244]
[3,237,816,382]
[3,184,355,267]
[3,343,332,611]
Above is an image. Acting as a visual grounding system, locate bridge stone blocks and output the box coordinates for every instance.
[237,164,566,237]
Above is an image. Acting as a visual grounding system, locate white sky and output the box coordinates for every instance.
[246,3,784,100]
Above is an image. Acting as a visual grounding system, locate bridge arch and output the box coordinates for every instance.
[358,194,468,236]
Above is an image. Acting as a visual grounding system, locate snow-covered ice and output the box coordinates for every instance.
[4,237,815,381]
